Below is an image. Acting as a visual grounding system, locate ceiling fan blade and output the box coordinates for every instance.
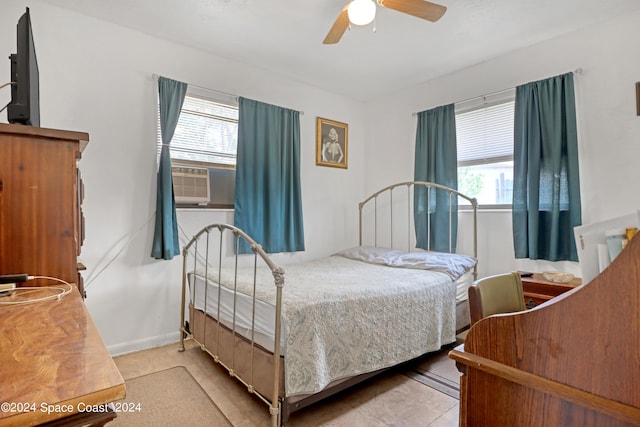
[323,5,350,44]
[379,0,447,22]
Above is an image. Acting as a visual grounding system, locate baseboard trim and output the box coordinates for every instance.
[108,331,181,356]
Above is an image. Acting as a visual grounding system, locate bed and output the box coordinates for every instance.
[178,181,478,426]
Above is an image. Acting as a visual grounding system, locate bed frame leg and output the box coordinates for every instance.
[178,327,185,352]
[278,398,290,427]
[269,402,280,427]
[178,320,190,352]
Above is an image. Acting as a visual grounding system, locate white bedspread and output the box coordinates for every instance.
[195,253,457,397]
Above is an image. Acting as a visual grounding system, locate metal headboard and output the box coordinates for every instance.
[358,181,478,277]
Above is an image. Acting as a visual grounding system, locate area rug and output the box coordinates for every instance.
[110,366,232,426]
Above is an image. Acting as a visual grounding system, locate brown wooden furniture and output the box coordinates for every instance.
[0,123,88,296]
[521,273,582,308]
[450,235,640,426]
[0,286,125,427]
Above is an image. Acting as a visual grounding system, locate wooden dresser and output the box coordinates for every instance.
[0,124,87,296]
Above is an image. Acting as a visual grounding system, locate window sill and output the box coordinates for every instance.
[176,207,234,213]
[459,206,512,213]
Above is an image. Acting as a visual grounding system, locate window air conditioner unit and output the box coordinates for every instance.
[171,166,210,205]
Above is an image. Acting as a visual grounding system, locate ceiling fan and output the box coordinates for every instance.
[323,0,446,44]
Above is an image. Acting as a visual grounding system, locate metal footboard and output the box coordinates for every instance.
[178,224,284,427]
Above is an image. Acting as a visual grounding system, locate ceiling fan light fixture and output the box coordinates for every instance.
[347,0,376,26]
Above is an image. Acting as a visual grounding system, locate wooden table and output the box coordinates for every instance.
[521,273,582,308]
[0,286,125,426]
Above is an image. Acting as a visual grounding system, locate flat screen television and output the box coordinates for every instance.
[7,7,40,127]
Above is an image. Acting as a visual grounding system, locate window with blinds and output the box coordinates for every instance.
[455,92,515,207]
[158,89,238,209]
[170,95,238,166]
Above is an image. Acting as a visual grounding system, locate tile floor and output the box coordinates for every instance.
[113,340,461,426]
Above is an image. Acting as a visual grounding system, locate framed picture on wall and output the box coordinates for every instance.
[316,117,348,169]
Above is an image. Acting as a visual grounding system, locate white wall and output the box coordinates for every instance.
[365,10,640,279]
[1,1,366,354]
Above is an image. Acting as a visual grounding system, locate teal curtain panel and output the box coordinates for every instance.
[512,72,582,261]
[234,97,305,254]
[413,103,458,253]
[151,77,187,260]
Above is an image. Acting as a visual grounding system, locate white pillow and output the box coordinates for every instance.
[335,246,477,280]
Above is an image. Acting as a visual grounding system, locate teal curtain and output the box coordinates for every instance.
[513,72,582,261]
[151,77,187,260]
[234,97,304,253]
[413,104,458,253]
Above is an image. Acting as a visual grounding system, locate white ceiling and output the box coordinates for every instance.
[38,0,640,101]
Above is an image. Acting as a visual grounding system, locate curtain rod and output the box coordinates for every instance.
[151,74,305,115]
[152,73,238,101]
[411,68,583,116]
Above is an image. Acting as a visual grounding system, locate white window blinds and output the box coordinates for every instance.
[456,94,515,167]
[169,95,239,166]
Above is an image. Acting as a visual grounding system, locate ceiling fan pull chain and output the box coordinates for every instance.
[373,17,377,33]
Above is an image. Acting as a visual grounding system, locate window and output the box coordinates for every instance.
[455,90,515,208]
[158,88,238,208]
